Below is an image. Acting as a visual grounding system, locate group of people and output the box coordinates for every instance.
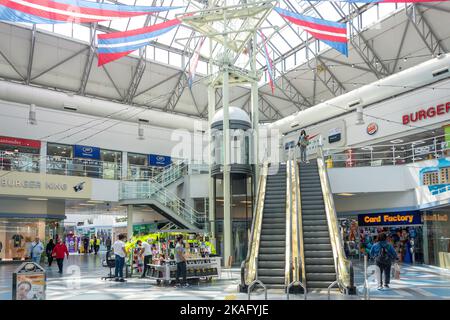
[80,235,107,255]
[111,234,189,287]
[25,237,69,274]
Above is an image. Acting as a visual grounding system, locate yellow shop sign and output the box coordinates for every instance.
[0,171,92,199]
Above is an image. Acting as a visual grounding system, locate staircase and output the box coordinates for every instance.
[257,164,287,290]
[299,160,336,290]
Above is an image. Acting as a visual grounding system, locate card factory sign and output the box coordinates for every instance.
[0,171,91,199]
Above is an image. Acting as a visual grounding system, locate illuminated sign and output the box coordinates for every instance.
[148,154,171,167]
[74,145,100,160]
[423,213,448,222]
[357,211,422,227]
[366,123,378,135]
[402,102,450,125]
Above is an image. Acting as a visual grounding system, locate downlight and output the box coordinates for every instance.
[348,99,362,109]
[63,104,78,112]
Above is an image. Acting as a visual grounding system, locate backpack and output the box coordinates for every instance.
[376,245,391,265]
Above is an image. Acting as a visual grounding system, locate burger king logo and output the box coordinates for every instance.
[367,123,378,135]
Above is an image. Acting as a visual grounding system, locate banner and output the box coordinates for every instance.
[188,36,205,88]
[357,211,422,227]
[259,30,275,94]
[0,0,181,24]
[148,154,171,167]
[74,145,100,160]
[274,7,348,56]
[97,18,181,66]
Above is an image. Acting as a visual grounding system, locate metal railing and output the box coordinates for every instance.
[120,180,205,230]
[247,257,268,300]
[317,146,355,294]
[323,133,450,168]
[241,161,268,289]
[47,155,122,179]
[0,151,40,173]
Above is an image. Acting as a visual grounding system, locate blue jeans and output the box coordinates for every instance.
[114,255,125,279]
[300,147,307,162]
[31,256,41,264]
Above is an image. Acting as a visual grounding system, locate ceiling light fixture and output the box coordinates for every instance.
[338,193,355,196]
[28,197,48,201]
[390,139,404,144]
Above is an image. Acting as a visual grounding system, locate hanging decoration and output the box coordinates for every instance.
[97,18,181,66]
[188,36,205,88]
[274,7,348,57]
[259,30,275,94]
[0,0,181,24]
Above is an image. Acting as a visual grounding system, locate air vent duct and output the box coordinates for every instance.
[432,67,449,77]
[348,99,362,109]
[63,104,77,111]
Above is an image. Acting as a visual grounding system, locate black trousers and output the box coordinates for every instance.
[47,254,53,266]
[376,262,392,286]
[56,258,64,273]
[94,246,99,255]
[176,261,187,285]
[142,255,152,277]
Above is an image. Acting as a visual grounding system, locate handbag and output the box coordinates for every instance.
[394,263,401,280]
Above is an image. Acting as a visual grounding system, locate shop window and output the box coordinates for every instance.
[0,136,41,173]
[128,153,149,180]
[47,143,73,158]
[440,167,450,184]
[47,143,73,176]
[101,149,122,180]
[423,171,439,185]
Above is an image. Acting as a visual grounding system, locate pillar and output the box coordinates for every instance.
[127,204,133,241]
[39,141,47,174]
[250,32,259,182]
[121,151,128,180]
[208,37,216,242]
[223,63,232,266]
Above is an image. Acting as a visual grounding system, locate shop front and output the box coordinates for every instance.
[422,207,450,269]
[340,210,424,264]
[0,136,41,173]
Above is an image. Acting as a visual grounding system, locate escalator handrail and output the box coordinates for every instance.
[241,161,268,287]
[293,150,306,288]
[317,147,354,292]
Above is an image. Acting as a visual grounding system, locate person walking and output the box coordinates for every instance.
[370,232,398,290]
[94,236,100,255]
[105,236,112,252]
[175,235,188,288]
[52,238,69,274]
[297,130,310,163]
[113,234,127,282]
[139,239,153,278]
[83,237,89,254]
[29,237,44,264]
[45,239,55,267]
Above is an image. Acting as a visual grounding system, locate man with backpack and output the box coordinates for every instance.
[370,232,398,290]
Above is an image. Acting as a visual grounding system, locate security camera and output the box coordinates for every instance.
[73,182,85,192]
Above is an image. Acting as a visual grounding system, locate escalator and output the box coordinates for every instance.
[299,160,336,290]
[257,163,287,289]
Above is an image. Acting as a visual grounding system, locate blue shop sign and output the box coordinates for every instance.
[149,154,171,167]
[358,211,422,227]
[74,145,100,160]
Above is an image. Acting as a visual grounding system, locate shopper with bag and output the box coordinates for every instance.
[52,238,69,274]
[45,239,55,267]
[370,232,398,290]
[297,130,310,163]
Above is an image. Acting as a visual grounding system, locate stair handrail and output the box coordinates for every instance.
[292,147,307,292]
[317,146,355,294]
[285,151,293,288]
[241,161,268,288]
[120,180,205,229]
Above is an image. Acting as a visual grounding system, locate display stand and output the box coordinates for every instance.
[146,257,220,285]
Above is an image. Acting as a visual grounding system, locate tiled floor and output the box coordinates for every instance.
[1,255,450,300]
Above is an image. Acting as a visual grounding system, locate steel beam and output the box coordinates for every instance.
[259,95,283,121]
[0,49,25,80]
[392,19,410,73]
[318,56,373,74]
[406,4,447,56]
[134,71,182,98]
[79,23,98,95]
[164,72,187,111]
[26,24,36,85]
[101,63,124,100]
[330,1,390,79]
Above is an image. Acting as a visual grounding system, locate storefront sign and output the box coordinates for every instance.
[74,145,100,160]
[423,213,449,222]
[366,123,378,135]
[148,154,171,167]
[402,102,450,125]
[328,128,342,143]
[284,141,296,150]
[0,136,41,149]
[0,171,91,199]
[358,211,422,227]
[12,262,46,300]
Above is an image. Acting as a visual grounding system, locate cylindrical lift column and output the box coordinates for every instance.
[208,38,216,243]
[250,32,259,181]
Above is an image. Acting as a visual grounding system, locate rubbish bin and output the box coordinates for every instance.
[12,262,46,300]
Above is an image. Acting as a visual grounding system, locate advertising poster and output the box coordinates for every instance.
[66,235,76,253]
[16,273,45,300]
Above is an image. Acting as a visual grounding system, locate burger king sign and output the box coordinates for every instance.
[366,123,378,135]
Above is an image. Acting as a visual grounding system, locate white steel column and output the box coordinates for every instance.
[39,141,47,174]
[127,204,133,241]
[121,151,128,180]
[250,32,259,180]
[222,26,232,266]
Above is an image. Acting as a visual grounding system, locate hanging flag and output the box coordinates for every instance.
[274,7,348,56]
[310,0,450,3]
[97,18,181,66]
[259,31,275,94]
[188,36,205,88]
[0,0,181,24]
